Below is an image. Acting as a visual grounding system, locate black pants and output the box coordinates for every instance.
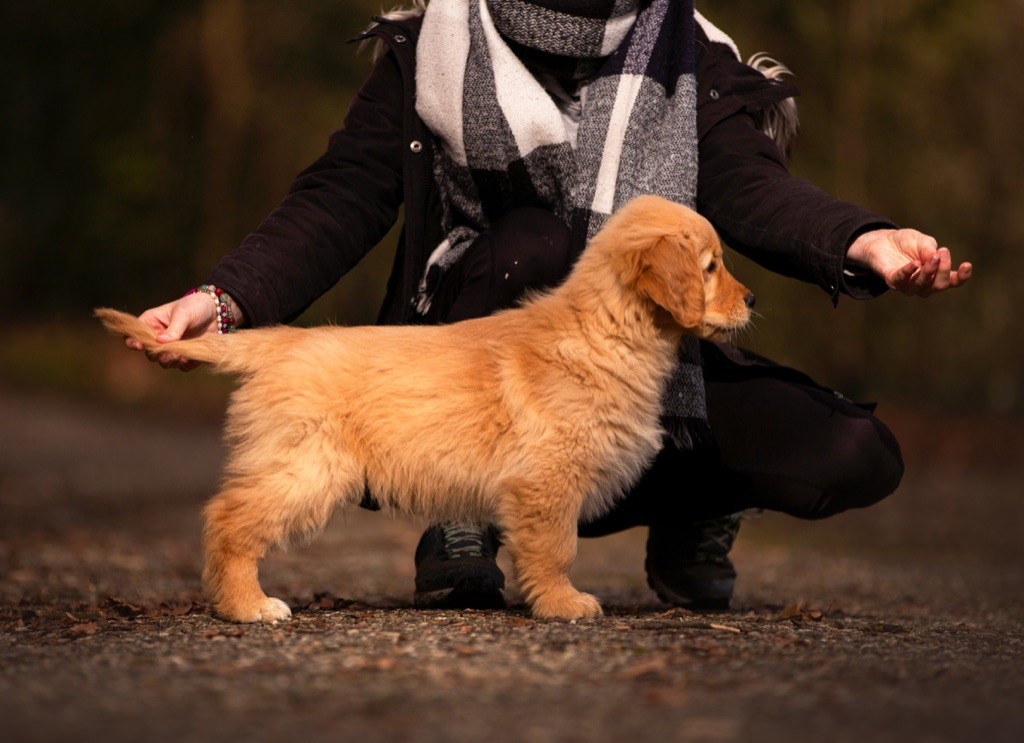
[425,208,904,533]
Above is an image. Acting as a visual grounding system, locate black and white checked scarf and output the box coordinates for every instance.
[416,0,714,446]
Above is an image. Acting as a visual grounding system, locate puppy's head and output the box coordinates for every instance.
[608,196,754,340]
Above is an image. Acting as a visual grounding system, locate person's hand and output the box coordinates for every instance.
[125,292,243,370]
[846,228,972,297]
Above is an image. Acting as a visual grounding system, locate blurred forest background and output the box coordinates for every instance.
[0,0,1020,416]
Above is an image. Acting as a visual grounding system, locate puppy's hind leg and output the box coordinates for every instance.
[202,451,364,623]
[499,479,602,621]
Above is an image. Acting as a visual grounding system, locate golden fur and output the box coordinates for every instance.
[96,196,752,622]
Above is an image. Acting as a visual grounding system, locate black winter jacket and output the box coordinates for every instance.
[207,15,894,328]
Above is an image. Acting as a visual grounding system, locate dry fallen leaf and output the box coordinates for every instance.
[779,604,804,619]
[67,621,103,638]
[162,601,201,617]
[708,623,742,634]
[620,657,668,680]
[103,597,144,619]
[779,604,827,622]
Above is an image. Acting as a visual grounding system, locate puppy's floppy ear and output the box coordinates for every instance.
[633,233,705,329]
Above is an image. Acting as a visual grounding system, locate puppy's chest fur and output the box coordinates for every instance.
[531,328,676,521]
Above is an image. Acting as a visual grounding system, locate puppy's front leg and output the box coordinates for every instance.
[500,482,602,620]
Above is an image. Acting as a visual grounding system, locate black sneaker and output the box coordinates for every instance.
[644,513,742,610]
[413,524,506,609]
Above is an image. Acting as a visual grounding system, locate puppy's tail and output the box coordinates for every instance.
[95,307,269,375]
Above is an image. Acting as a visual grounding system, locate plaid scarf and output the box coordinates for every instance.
[488,0,644,80]
[416,0,709,446]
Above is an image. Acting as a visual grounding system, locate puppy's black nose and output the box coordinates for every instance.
[744,293,756,309]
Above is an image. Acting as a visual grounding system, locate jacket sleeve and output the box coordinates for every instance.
[695,38,893,302]
[206,49,407,327]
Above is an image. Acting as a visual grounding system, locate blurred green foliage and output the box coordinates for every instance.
[1,0,1020,411]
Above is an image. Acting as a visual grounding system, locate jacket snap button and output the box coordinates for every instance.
[709,89,720,100]
[394,34,407,43]
[409,140,423,153]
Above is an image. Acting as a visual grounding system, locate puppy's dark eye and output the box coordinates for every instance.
[707,260,717,273]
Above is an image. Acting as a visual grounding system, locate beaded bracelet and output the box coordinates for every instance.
[185,284,238,334]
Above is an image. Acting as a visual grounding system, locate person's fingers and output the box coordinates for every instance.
[139,305,172,334]
[913,258,972,297]
[906,250,939,294]
[157,304,195,343]
[891,231,937,292]
[907,231,939,264]
[120,304,171,351]
[943,263,970,290]
[880,231,970,297]
[890,260,921,292]
[930,247,953,291]
[149,349,191,370]
[949,262,973,288]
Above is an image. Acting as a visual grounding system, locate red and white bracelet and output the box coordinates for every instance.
[185,284,238,334]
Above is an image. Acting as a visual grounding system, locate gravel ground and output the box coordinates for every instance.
[1,389,1022,743]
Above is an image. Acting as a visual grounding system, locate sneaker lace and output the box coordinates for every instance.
[441,524,488,559]
[694,514,742,561]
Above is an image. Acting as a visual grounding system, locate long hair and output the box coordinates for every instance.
[360,1,427,59]
[747,53,800,159]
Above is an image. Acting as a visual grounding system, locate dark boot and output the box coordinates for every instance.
[413,524,506,609]
[645,513,741,610]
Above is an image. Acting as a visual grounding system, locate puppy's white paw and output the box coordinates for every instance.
[531,589,603,621]
[257,597,293,622]
[218,596,293,623]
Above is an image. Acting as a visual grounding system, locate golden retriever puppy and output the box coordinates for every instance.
[97,195,752,623]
